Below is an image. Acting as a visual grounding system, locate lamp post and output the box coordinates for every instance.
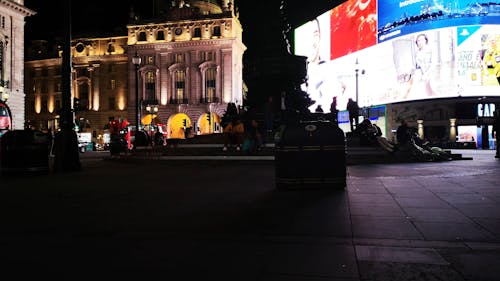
[354,58,365,119]
[132,52,142,134]
[354,58,361,104]
[145,104,158,127]
[145,104,158,146]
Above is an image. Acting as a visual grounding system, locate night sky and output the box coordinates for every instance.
[23,0,342,52]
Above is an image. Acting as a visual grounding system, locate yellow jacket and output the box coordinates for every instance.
[484,49,500,77]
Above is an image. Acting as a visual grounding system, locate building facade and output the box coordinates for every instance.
[0,0,35,129]
[25,0,245,141]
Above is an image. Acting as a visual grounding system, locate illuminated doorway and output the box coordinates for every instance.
[198,112,221,135]
[167,113,191,139]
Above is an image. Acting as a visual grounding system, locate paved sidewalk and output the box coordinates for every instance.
[0,149,499,280]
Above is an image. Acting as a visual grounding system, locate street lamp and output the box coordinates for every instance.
[132,52,142,134]
[354,58,365,104]
[145,104,158,146]
[145,104,158,127]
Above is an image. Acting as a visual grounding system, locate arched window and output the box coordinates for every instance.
[193,27,201,38]
[213,26,221,37]
[205,67,217,103]
[156,30,165,41]
[145,71,156,102]
[138,31,147,41]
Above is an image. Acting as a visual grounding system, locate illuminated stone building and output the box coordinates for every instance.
[25,36,129,132]
[0,0,35,129]
[25,0,245,139]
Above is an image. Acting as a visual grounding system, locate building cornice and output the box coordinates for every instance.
[72,54,128,64]
[0,0,36,17]
[127,16,234,30]
[25,58,61,67]
[131,38,238,51]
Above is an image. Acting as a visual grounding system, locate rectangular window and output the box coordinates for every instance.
[54,81,61,92]
[175,53,184,63]
[175,70,185,102]
[204,52,214,61]
[109,97,116,110]
[146,71,156,101]
[41,79,48,93]
[110,79,116,90]
[55,99,61,112]
[77,68,89,77]
[206,68,216,102]
[41,97,48,113]
[78,84,89,111]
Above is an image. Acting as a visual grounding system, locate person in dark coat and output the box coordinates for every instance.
[346,98,359,132]
[329,96,339,124]
[396,119,410,146]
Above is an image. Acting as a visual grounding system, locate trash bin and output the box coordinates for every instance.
[275,120,346,189]
[0,130,52,175]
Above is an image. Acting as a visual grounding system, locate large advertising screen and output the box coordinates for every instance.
[294,0,500,112]
[378,1,500,43]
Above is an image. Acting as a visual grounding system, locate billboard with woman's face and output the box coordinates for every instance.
[294,0,500,111]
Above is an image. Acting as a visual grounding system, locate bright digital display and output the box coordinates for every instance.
[294,0,500,112]
[378,1,500,43]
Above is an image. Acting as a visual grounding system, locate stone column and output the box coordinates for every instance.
[449,118,457,142]
[417,119,424,140]
[92,64,100,111]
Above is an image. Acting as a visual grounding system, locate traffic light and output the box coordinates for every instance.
[73,97,81,112]
[182,119,187,127]
[206,112,211,124]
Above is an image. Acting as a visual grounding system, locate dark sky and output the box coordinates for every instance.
[23,0,342,52]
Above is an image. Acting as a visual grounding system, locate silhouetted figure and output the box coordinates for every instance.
[396,119,410,146]
[329,96,338,124]
[481,125,489,149]
[223,116,244,151]
[347,98,359,131]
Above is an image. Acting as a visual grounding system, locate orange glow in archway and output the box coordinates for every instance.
[167,113,191,139]
[198,112,221,135]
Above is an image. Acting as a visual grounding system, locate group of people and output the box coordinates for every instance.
[396,119,453,161]
[222,109,265,154]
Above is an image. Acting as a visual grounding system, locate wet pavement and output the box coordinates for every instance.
[0,149,499,280]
